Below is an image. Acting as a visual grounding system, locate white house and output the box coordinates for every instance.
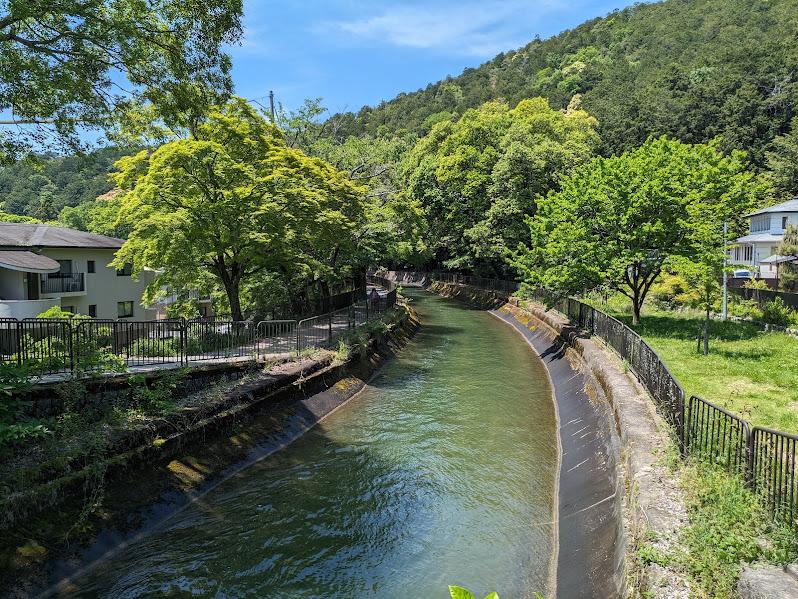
[0,223,155,320]
[731,198,798,277]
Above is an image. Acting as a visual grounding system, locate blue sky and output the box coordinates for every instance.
[229,0,641,116]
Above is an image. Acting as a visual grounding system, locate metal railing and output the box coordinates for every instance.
[431,272,798,527]
[41,272,85,294]
[0,277,399,377]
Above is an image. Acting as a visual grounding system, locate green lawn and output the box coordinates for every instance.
[616,310,798,434]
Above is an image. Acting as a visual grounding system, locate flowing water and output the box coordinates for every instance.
[66,289,559,598]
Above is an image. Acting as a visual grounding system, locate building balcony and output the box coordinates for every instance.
[41,272,85,295]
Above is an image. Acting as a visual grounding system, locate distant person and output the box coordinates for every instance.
[369,287,380,310]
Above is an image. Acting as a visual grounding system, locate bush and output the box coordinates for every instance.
[761,297,793,327]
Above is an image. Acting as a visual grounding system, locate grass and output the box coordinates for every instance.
[677,461,798,598]
[593,298,798,434]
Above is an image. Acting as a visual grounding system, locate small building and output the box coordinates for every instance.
[0,223,155,320]
[731,198,798,277]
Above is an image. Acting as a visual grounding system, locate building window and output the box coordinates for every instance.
[751,215,771,233]
[61,305,75,314]
[784,216,789,230]
[744,246,753,261]
[88,304,97,318]
[56,259,73,275]
[117,301,134,318]
[87,260,95,273]
[116,263,132,276]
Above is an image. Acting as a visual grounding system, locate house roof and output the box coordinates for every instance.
[0,251,60,273]
[760,254,797,264]
[735,232,784,244]
[746,198,798,217]
[0,223,124,249]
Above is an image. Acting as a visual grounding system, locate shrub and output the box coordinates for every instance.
[761,297,792,327]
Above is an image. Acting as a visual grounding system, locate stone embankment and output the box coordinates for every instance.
[1,302,419,596]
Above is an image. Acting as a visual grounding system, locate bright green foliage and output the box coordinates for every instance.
[515,136,761,323]
[337,0,798,169]
[58,191,131,238]
[403,97,598,273]
[447,586,500,599]
[0,0,243,160]
[777,224,798,292]
[0,210,39,223]
[766,117,798,197]
[112,98,367,321]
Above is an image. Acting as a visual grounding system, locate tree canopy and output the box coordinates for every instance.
[112,99,367,321]
[514,136,762,323]
[402,97,599,274]
[0,0,243,160]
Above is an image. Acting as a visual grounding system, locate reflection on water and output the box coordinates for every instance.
[68,289,558,598]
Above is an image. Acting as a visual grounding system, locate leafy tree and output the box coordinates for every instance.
[515,136,761,324]
[58,190,131,238]
[766,117,798,197]
[112,98,366,321]
[777,224,798,291]
[0,0,243,160]
[403,97,598,274]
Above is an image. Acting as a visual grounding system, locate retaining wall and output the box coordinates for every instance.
[1,303,420,596]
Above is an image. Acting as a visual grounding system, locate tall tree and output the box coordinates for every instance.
[402,97,599,274]
[514,136,761,324]
[111,99,366,321]
[0,0,243,160]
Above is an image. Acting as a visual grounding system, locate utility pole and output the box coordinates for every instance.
[722,220,729,321]
[268,90,275,123]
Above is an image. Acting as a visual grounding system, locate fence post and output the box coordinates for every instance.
[180,318,187,364]
[746,429,756,490]
[68,322,75,373]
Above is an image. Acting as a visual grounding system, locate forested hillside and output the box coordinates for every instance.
[336,0,798,166]
[0,147,132,221]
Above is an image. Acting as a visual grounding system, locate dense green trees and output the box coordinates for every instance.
[514,137,761,324]
[766,118,798,198]
[0,147,131,219]
[334,0,798,169]
[402,97,598,274]
[112,99,368,321]
[0,0,243,160]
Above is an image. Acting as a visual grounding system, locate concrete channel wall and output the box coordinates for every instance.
[424,280,689,598]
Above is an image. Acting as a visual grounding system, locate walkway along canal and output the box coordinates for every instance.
[52,288,560,598]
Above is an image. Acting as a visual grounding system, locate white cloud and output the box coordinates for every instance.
[325,1,558,57]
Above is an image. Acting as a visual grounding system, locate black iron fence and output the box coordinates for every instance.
[430,272,798,527]
[0,277,398,377]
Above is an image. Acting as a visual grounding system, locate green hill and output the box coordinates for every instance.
[336,0,798,167]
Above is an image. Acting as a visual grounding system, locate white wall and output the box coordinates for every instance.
[40,248,156,320]
[0,298,59,319]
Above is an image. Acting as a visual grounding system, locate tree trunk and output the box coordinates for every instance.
[220,274,244,321]
[632,297,642,326]
[703,305,710,356]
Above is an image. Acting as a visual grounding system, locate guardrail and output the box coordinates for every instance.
[430,271,798,527]
[0,277,398,377]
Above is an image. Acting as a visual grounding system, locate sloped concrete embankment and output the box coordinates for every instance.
[432,282,688,598]
[2,304,420,597]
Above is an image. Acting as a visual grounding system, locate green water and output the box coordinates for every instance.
[68,290,559,598]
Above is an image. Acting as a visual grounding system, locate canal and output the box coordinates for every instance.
[65,289,559,598]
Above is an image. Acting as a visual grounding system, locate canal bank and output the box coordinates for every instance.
[10,288,562,599]
[427,280,626,597]
[2,303,419,597]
